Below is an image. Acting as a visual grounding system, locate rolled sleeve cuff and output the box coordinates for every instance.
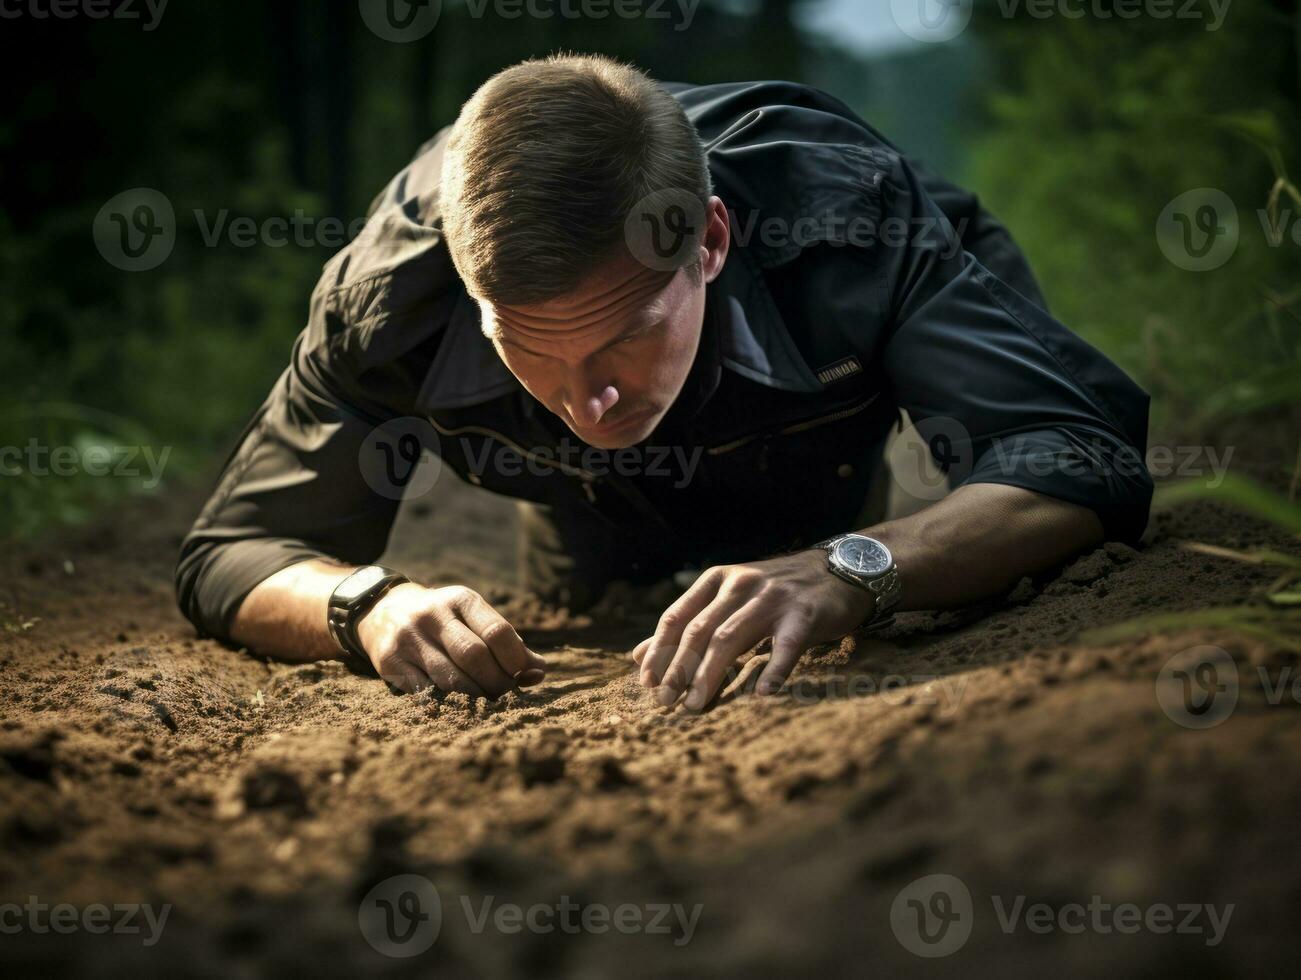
[175,537,326,642]
[956,426,1154,546]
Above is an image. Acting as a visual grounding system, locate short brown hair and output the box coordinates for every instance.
[440,53,712,306]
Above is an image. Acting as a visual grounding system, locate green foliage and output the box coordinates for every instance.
[0,73,321,538]
[964,4,1301,442]
[1154,472,1301,535]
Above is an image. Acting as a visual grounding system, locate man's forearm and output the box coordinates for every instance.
[230,559,356,662]
[861,482,1106,612]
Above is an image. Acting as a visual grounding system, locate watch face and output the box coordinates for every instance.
[337,565,387,603]
[833,536,892,577]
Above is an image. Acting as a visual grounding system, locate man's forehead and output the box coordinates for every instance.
[482,260,677,341]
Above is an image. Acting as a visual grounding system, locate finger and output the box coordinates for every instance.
[640,570,725,688]
[640,564,733,687]
[413,645,489,699]
[630,637,652,666]
[378,658,434,695]
[756,612,813,696]
[654,590,752,707]
[455,591,546,682]
[434,618,515,697]
[683,600,773,711]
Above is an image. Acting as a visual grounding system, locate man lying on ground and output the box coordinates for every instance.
[176,53,1153,711]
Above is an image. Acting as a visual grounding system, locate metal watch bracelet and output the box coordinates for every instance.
[812,534,901,630]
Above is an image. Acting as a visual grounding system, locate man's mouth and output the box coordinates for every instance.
[592,407,653,434]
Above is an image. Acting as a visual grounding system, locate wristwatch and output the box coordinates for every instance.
[812,533,902,630]
[327,565,408,667]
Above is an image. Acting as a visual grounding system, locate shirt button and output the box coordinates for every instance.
[837,463,854,478]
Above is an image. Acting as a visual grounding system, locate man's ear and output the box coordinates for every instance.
[701,195,730,284]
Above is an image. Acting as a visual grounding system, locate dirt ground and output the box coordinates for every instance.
[1,429,1299,979]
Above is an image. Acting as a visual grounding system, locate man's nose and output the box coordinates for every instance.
[568,381,619,427]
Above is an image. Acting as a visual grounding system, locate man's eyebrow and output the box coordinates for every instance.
[589,318,657,354]
[486,317,660,355]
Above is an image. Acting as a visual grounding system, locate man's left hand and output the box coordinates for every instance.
[631,548,878,711]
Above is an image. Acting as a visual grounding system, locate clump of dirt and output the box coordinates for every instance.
[0,470,1298,978]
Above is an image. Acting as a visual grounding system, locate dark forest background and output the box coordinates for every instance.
[2,0,1298,536]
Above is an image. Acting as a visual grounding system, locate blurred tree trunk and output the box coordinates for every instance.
[754,0,801,80]
[270,0,353,221]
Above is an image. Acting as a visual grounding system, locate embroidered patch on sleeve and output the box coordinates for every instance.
[815,356,863,385]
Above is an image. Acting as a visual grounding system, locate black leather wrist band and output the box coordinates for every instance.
[327,566,407,670]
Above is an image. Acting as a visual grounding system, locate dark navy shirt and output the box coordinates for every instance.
[176,79,1153,641]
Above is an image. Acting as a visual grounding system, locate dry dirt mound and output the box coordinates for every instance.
[1,476,1298,978]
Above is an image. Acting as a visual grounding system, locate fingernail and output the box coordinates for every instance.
[684,688,706,712]
[640,669,658,689]
[514,668,545,687]
[656,684,680,707]
[757,680,778,696]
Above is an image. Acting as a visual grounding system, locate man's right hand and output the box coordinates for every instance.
[356,583,546,696]
[230,560,545,698]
